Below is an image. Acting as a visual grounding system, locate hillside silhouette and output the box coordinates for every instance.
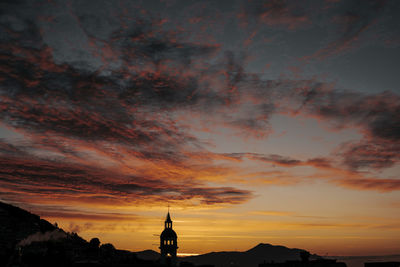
[0,201,147,266]
[135,249,162,261]
[135,243,320,267]
[0,201,57,262]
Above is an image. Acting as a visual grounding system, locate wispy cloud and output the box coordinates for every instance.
[0,0,399,216]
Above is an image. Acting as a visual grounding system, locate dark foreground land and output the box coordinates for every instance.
[1,201,398,267]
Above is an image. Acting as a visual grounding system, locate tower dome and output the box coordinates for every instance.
[160,227,177,239]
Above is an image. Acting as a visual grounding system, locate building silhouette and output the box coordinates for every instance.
[159,211,178,266]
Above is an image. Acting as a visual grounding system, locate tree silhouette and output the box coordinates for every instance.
[89,237,100,248]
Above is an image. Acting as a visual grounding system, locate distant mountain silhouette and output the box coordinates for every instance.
[180,243,321,267]
[135,243,320,267]
[135,249,161,261]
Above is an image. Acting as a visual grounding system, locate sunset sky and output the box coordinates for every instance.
[1,0,399,256]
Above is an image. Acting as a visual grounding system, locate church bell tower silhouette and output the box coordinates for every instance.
[159,208,178,266]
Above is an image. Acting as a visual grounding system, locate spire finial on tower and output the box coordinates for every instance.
[166,207,172,223]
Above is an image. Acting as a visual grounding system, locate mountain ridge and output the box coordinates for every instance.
[135,243,320,267]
